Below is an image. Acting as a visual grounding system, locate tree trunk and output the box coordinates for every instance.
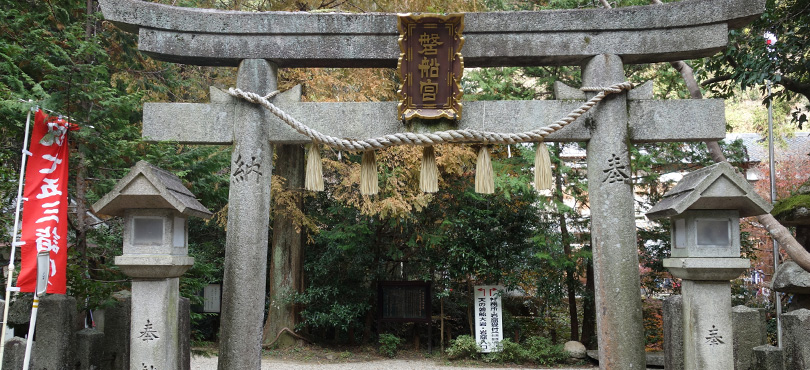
[554,143,579,342]
[262,144,305,344]
[85,0,95,41]
[363,309,374,344]
[440,296,445,351]
[73,139,88,257]
[580,250,597,349]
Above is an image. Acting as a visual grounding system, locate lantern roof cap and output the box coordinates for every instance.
[92,161,212,219]
[646,162,772,220]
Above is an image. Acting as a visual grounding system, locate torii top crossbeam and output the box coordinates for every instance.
[100,0,763,68]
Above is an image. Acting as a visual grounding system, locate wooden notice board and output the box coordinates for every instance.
[378,281,432,323]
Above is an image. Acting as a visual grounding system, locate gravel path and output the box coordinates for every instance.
[191,356,599,370]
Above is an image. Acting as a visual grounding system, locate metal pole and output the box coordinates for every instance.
[20,296,39,370]
[22,251,50,370]
[767,80,783,348]
[0,105,35,365]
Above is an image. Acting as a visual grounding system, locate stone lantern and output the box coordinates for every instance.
[92,161,212,370]
[647,162,772,370]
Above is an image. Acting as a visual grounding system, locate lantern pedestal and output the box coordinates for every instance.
[129,278,181,370]
[91,161,212,370]
[663,257,750,281]
[664,257,749,370]
[115,255,194,279]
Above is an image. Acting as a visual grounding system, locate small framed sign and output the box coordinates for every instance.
[397,13,464,121]
[378,281,432,322]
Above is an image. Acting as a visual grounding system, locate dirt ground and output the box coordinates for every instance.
[190,345,599,370]
[191,356,599,370]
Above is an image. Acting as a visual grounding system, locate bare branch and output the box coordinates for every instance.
[758,213,810,272]
[777,75,810,99]
[705,141,727,163]
[726,55,739,69]
[669,61,702,99]
[700,75,733,87]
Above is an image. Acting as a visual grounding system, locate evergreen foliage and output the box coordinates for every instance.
[445,334,480,359]
[446,334,567,365]
[0,0,232,329]
[700,0,810,128]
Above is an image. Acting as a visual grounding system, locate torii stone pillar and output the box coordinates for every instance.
[219,59,276,369]
[583,54,646,368]
[96,1,767,369]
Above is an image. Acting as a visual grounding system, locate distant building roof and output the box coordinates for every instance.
[724,132,810,164]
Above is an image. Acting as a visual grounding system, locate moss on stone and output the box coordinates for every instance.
[772,194,810,220]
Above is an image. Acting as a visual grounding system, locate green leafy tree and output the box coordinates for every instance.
[700,0,810,128]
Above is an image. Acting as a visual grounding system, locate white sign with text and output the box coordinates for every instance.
[474,285,504,352]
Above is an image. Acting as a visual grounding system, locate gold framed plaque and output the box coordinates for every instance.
[397,13,464,121]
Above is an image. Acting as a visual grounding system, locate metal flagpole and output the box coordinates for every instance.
[22,251,49,370]
[0,104,35,365]
[767,79,783,348]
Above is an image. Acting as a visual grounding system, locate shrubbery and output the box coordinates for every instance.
[485,339,525,363]
[522,336,568,365]
[446,335,567,365]
[378,333,403,358]
[446,335,481,360]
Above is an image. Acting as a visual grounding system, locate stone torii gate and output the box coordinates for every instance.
[99,0,764,369]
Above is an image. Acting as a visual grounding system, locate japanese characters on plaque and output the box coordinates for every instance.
[474,285,504,352]
[397,13,464,121]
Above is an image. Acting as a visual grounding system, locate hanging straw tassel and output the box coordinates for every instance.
[360,150,379,195]
[420,146,439,193]
[475,146,494,194]
[534,142,553,191]
[305,144,324,192]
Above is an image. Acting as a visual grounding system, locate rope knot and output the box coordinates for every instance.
[580,82,634,93]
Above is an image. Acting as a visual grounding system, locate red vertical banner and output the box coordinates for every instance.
[17,110,76,294]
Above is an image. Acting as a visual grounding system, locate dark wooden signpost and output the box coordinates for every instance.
[377,281,432,322]
[378,281,433,352]
[397,14,464,121]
